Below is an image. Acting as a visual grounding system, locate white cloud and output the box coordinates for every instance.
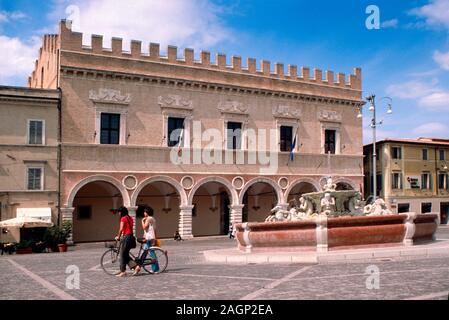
[433,50,449,70]
[386,80,449,111]
[0,35,41,85]
[386,80,436,99]
[50,0,233,51]
[381,19,398,29]
[413,122,449,136]
[411,0,449,30]
[0,11,26,23]
[419,91,449,109]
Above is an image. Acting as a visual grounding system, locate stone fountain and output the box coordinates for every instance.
[235,176,438,253]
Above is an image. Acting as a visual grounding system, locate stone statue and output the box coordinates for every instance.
[348,193,364,215]
[363,198,393,216]
[320,192,336,215]
[298,196,314,216]
[322,177,337,192]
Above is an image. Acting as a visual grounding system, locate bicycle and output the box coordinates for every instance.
[101,238,168,275]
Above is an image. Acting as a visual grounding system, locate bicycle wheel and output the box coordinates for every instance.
[141,247,168,274]
[101,248,120,275]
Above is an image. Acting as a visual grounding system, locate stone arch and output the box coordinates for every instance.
[238,177,284,205]
[188,176,238,206]
[335,178,357,191]
[66,175,130,208]
[284,178,320,201]
[131,175,187,207]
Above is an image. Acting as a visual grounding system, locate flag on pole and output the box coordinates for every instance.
[290,135,296,162]
[177,129,184,157]
[288,126,299,164]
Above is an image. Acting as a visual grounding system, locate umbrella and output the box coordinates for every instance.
[0,217,54,228]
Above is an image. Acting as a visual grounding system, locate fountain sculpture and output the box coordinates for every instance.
[236,175,438,253]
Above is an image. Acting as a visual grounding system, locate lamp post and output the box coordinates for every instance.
[364,95,393,201]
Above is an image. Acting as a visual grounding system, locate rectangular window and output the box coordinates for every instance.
[77,206,92,220]
[27,167,42,190]
[28,120,44,145]
[439,149,445,161]
[392,146,402,159]
[421,172,431,190]
[100,113,120,145]
[376,148,380,161]
[422,149,428,161]
[280,126,293,152]
[421,203,432,214]
[438,173,449,189]
[398,203,410,213]
[392,172,403,190]
[324,129,336,154]
[167,117,185,147]
[226,122,242,150]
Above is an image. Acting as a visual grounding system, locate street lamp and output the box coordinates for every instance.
[365,95,393,201]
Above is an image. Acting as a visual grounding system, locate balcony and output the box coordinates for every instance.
[62,144,363,176]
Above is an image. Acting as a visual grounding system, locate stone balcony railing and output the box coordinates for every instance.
[61,143,363,176]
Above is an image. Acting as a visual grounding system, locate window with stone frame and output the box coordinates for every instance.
[324,129,336,154]
[100,113,120,145]
[438,173,448,189]
[27,167,43,190]
[421,203,432,214]
[167,117,185,147]
[391,146,402,160]
[391,172,403,190]
[422,149,428,161]
[421,172,431,190]
[280,125,293,152]
[226,121,242,150]
[28,120,44,145]
[439,149,446,161]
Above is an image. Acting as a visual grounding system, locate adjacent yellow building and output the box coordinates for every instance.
[0,86,60,242]
[364,138,449,224]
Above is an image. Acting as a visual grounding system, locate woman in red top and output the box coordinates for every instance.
[114,207,141,277]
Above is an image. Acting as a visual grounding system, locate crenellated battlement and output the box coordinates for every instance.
[56,20,361,91]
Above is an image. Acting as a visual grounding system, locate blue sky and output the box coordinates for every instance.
[1,0,449,143]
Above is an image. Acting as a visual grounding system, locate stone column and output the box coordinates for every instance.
[315,215,328,252]
[127,206,138,236]
[179,205,194,239]
[229,204,244,232]
[403,212,417,246]
[278,203,289,211]
[60,207,75,245]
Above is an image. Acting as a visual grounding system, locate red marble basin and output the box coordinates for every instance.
[235,214,439,252]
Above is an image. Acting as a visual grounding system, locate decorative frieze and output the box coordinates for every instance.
[89,88,131,104]
[158,94,193,110]
[218,100,248,115]
[318,109,342,122]
[272,105,302,119]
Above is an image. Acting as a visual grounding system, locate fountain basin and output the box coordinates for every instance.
[235,213,438,252]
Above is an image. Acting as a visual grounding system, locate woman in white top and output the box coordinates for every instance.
[138,207,157,264]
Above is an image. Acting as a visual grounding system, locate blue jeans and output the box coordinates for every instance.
[139,240,153,262]
[139,240,159,272]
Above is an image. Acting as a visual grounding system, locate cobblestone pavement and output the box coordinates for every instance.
[1,226,448,300]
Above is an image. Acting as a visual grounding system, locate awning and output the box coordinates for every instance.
[0,216,53,228]
[16,208,52,223]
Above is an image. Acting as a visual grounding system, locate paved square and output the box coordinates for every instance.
[1,227,448,300]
